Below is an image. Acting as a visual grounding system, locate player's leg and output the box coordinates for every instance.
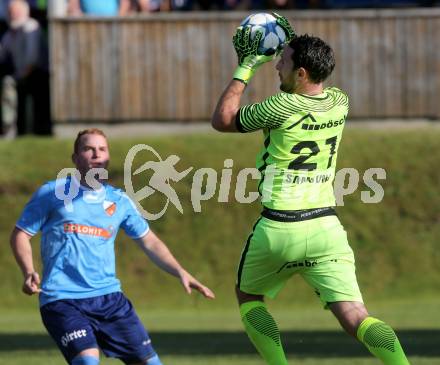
[236,287,287,365]
[130,354,162,365]
[71,348,100,364]
[40,299,100,364]
[90,292,162,365]
[236,217,306,365]
[330,301,410,364]
[301,216,410,364]
[328,300,368,337]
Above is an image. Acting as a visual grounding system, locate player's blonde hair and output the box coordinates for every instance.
[73,128,108,154]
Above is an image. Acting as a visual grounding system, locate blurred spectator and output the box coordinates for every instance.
[169,0,192,10]
[0,1,10,135]
[323,0,436,8]
[298,0,324,9]
[197,0,241,10]
[67,0,131,16]
[0,0,51,135]
[250,0,312,10]
[169,0,241,10]
[248,0,263,8]
[137,0,170,12]
[27,0,47,29]
[266,0,293,8]
[0,1,11,34]
[65,0,440,14]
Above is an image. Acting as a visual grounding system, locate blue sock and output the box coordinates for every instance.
[146,354,163,365]
[71,355,99,365]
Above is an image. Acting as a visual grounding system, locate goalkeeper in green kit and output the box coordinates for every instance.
[211,14,410,365]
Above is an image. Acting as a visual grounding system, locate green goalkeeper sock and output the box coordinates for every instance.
[357,317,410,365]
[239,301,288,365]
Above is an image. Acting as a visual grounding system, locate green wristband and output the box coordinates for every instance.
[233,65,256,84]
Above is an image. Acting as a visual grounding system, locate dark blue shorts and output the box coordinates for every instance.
[40,292,157,364]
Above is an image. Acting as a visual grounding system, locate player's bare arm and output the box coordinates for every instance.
[118,0,130,15]
[212,22,274,133]
[10,227,41,295]
[211,80,246,132]
[136,230,215,299]
[67,0,83,15]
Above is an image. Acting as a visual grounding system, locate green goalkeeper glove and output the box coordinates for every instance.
[272,12,296,55]
[232,26,274,85]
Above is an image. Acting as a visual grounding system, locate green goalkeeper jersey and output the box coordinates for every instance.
[236,87,348,210]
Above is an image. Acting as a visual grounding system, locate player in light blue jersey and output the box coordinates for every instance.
[10,128,215,365]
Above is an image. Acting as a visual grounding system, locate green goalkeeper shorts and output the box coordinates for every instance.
[237,214,363,308]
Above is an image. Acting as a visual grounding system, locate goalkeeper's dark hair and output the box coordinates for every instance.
[288,34,335,83]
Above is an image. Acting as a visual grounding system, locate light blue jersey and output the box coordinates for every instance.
[16,177,149,306]
[80,0,119,15]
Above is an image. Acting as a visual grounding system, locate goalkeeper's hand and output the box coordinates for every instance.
[272,12,296,54]
[232,26,274,85]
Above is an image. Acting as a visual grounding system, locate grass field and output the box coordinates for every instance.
[1,128,440,364]
[1,300,440,364]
